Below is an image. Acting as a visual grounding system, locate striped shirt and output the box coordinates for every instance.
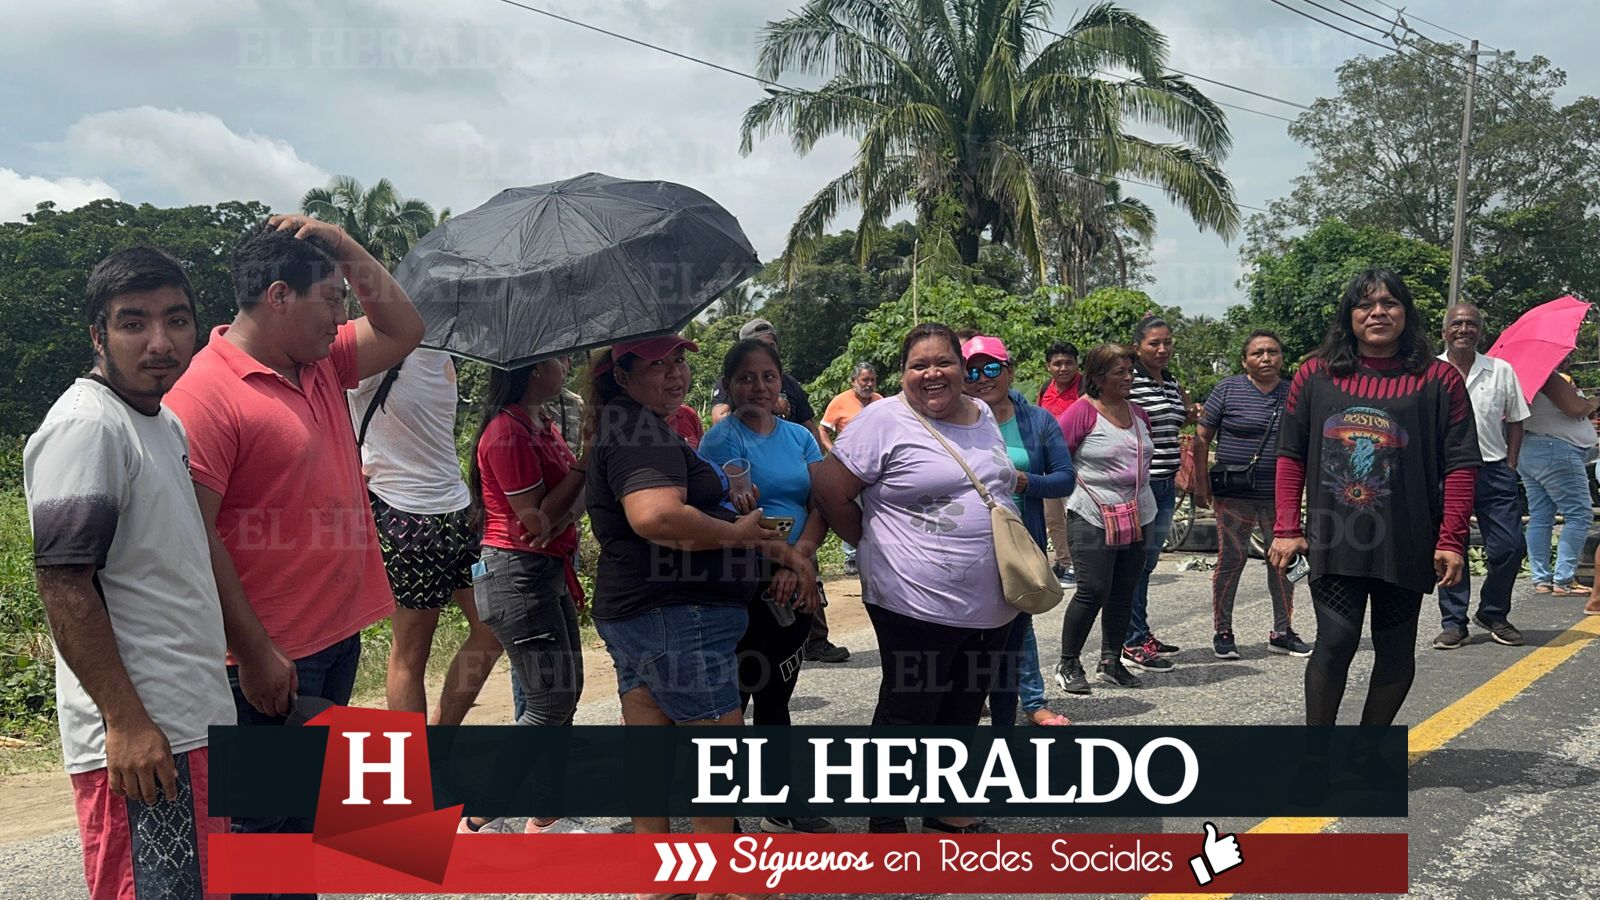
[1128,364,1186,479]
[1200,375,1288,501]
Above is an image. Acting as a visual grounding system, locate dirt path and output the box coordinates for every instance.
[0,577,873,846]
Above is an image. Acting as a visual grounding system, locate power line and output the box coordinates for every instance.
[1365,0,1502,52]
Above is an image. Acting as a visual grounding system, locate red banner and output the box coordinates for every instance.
[211,831,1408,894]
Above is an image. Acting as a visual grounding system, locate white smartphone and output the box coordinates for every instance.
[1287,554,1311,583]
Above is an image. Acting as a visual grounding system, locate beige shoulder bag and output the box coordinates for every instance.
[912,408,1065,615]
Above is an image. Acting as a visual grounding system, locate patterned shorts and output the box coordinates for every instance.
[71,747,228,900]
[370,493,477,610]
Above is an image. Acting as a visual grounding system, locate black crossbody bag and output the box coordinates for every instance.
[1209,403,1280,496]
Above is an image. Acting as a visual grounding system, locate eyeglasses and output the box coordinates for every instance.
[965,361,1005,382]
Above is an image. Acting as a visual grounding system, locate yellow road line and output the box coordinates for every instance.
[1147,614,1600,900]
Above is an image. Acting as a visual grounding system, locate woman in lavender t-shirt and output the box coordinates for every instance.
[814,323,1017,835]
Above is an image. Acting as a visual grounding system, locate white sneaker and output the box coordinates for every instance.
[525,817,591,834]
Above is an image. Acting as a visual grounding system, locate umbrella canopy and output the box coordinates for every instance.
[1486,295,1592,403]
[395,173,759,369]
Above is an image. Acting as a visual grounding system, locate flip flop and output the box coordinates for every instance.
[1029,709,1071,726]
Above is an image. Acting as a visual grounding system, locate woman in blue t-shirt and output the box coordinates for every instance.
[699,339,833,833]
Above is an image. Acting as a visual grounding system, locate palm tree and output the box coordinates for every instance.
[300,176,440,269]
[1049,177,1157,295]
[740,0,1239,282]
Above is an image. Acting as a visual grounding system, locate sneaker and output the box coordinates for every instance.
[921,817,997,834]
[1212,631,1240,659]
[456,816,505,834]
[525,817,590,834]
[1121,639,1173,672]
[1097,659,1143,688]
[803,640,850,663]
[1149,635,1180,656]
[1472,613,1524,646]
[1268,631,1313,657]
[1054,563,1076,587]
[843,559,859,576]
[1054,659,1090,695]
[1432,626,1468,650]
[760,816,837,834]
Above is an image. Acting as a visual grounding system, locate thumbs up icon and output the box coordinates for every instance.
[1188,822,1243,886]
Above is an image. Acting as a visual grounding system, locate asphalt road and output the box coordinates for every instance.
[4,555,1597,899]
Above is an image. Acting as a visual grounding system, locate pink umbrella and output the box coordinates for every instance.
[1486,294,1592,403]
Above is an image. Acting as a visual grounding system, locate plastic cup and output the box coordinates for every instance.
[723,458,753,497]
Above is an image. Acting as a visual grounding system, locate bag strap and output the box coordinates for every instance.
[909,404,999,511]
[355,361,405,448]
[1244,403,1283,467]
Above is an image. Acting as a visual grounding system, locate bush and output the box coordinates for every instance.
[1,490,56,739]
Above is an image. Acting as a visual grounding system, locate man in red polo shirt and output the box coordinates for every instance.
[165,215,423,862]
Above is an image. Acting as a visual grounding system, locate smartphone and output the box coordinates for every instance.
[1286,554,1311,583]
[760,516,795,536]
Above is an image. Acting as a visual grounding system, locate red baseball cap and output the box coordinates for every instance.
[595,334,699,374]
[961,335,1010,364]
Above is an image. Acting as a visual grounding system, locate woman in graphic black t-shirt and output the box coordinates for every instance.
[584,335,813,838]
[1269,269,1481,730]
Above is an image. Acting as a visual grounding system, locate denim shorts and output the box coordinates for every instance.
[596,603,749,723]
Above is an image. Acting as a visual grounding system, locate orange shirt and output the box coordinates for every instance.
[165,324,393,660]
[821,390,883,438]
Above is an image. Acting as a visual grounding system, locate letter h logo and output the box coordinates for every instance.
[342,731,414,806]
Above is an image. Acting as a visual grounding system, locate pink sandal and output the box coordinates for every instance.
[1029,709,1072,726]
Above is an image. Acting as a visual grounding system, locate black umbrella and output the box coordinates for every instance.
[395,172,760,369]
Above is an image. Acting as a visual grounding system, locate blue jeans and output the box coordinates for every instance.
[1519,434,1594,586]
[843,541,857,562]
[1125,475,1177,648]
[1018,617,1047,712]
[1438,461,1526,628]
[227,632,362,900]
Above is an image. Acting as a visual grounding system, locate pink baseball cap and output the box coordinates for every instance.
[961,335,1010,363]
[595,334,699,375]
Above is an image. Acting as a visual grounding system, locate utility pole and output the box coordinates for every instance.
[1447,39,1482,307]
[911,237,920,322]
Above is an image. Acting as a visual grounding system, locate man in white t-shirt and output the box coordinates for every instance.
[24,247,235,900]
[351,347,503,723]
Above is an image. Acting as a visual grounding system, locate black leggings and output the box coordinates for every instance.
[866,604,1013,727]
[1305,574,1423,727]
[738,604,813,726]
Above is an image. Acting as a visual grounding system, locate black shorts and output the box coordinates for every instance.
[370,494,477,610]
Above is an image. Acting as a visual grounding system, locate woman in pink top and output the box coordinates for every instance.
[1053,344,1158,697]
[463,361,589,835]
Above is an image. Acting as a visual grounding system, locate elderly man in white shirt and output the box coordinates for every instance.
[1434,303,1532,649]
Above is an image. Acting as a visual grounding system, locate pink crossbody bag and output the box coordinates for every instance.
[1075,414,1147,547]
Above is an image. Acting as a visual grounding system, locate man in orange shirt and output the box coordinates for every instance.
[165,215,423,870]
[819,362,882,577]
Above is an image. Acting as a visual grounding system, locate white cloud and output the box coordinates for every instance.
[57,106,327,210]
[0,168,120,222]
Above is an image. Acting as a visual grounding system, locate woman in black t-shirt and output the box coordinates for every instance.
[1269,270,1479,735]
[584,334,812,838]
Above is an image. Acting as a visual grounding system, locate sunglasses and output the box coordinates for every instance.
[965,361,1006,382]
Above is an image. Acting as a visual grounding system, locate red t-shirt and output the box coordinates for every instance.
[1038,375,1082,418]
[476,404,579,557]
[165,323,393,660]
[669,404,704,449]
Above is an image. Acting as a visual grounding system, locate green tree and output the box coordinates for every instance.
[1245,45,1600,314]
[0,199,270,437]
[740,0,1238,278]
[1047,178,1157,295]
[1237,220,1481,365]
[300,175,442,269]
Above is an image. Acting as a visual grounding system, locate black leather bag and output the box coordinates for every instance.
[1209,403,1281,496]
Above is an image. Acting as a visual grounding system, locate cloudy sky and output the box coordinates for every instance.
[3,0,1593,317]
